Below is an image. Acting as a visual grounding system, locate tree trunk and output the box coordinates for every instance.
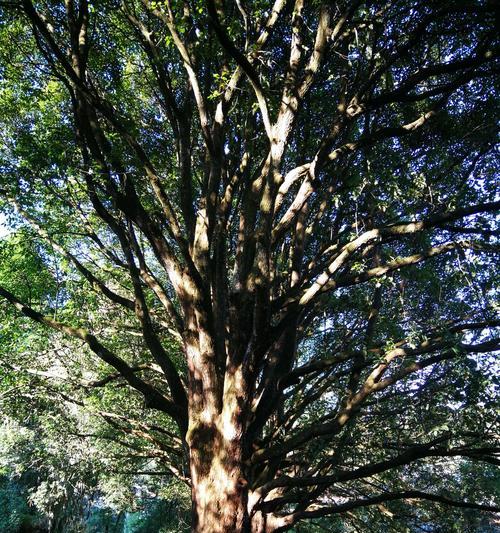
[188,416,249,532]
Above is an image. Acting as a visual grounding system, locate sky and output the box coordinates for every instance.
[0,213,10,238]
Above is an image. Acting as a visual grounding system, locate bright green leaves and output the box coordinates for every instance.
[0,231,57,306]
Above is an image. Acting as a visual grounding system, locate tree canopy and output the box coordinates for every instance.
[0,0,499,531]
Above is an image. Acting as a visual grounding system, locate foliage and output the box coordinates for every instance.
[0,0,499,531]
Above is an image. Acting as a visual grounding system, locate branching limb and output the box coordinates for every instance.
[0,285,183,423]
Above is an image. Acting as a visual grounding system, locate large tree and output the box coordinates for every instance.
[0,0,499,531]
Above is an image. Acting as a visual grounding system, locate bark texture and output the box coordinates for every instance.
[1,1,499,532]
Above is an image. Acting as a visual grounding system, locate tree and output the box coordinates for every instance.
[0,0,499,531]
[0,413,191,532]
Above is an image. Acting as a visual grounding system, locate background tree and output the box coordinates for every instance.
[0,0,499,531]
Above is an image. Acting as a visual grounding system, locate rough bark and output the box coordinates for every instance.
[188,415,248,532]
[1,2,499,531]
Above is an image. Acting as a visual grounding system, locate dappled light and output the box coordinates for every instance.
[0,0,498,532]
